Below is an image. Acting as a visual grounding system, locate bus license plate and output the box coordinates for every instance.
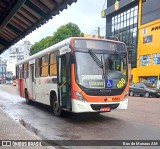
[100,107,110,112]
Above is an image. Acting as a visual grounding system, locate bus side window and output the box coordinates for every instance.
[41,55,49,77]
[19,65,23,79]
[49,52,57,76]
[35,58,40,78]
[23,63,28,79]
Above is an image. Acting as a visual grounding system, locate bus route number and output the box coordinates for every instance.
[117,78,126,88]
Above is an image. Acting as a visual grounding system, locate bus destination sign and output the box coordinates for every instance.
[75,39,117,51]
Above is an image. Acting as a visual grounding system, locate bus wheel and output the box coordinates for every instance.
[53,100,62,117]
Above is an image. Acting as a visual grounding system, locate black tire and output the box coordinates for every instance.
[52,97,62,117]
[25,90,31,105]
[129,91,134,96]
[144,92,150,98]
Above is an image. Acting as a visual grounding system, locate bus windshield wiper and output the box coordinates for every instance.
[89,50,103,68]
[89,50,105,79]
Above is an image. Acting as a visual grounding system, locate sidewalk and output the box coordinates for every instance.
[0,108,55,149]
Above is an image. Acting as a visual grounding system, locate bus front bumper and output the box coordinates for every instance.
[71,98,128,113]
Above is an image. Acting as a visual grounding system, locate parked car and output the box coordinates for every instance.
[129,82,160,98]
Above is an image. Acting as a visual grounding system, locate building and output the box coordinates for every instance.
[103,0,160,86]
[0,40,31,83]
[132,0,160,86]
[8,40,31,63]
[83,34,99,38]
[102,0,139,68]
[7,40,32,76]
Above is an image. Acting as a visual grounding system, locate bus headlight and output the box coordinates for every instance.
[74,91,87,102]
[122,91,128,101]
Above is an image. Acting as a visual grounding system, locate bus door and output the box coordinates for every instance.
[29,64,35,99]
[57,53,71,111]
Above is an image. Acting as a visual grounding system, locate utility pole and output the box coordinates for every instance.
[98,27,100,38]
[4,63,6,84]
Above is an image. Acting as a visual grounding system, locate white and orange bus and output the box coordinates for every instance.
[16,37,129,116]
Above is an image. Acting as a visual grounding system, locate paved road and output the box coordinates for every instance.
[0,84,160,148]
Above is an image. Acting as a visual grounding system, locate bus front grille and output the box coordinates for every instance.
[90,103,119,110]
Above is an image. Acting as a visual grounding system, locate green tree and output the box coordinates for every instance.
[30,22,81,55]
[30,36,53,55]
[80,32,84,37]
[51,22,81,45]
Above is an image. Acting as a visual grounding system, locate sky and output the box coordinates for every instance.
[1,0,107,58]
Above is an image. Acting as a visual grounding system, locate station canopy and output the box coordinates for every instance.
[0,0,77,54]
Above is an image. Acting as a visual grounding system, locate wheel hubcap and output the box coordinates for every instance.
[145,93,149,97]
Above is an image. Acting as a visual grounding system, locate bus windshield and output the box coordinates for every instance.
[75,44,127,89]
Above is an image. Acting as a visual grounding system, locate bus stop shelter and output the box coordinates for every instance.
[0,0,77,54]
